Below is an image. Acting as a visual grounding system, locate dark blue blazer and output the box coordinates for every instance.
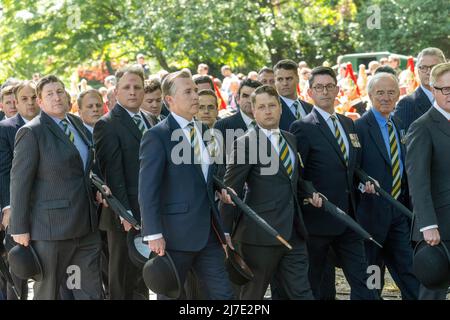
[290,108,360,236]
[354,110,410,242]
[393,87,432,132]
[0,114,25,212]
[279,98,313,131]
[139,114,226,252]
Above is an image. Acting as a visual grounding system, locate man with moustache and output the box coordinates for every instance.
[94,65,151,300]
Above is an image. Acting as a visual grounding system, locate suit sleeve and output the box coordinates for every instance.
[138,130,166,237]
[93,119,132,212]
[290,121,311,199]
[0,126,13,213]
[406,121,437,231]
[220,137,252,234]
[393,98,409,131]
[8,127,39,235]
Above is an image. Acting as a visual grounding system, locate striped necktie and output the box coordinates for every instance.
[187,122,201,162]
[388,121,401,199]
[274,131,293,179]
[330,115,348,165]
[292,100,302,120]
[60,119,74,143]
[132,114,146,135]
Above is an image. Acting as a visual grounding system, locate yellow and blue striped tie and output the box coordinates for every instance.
[276,132,293,179]
[60,119,74,143]
[330,115,348,165]
[188,122,201,162]
[388,121,401,199]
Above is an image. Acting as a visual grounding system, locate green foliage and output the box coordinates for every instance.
[0,0,447,82]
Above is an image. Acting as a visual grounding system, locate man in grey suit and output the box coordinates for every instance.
[8,75,110,300]
[406,62,450,300]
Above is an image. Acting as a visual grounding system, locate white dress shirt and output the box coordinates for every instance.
[314,106,350,160]
[280,96,308,119]
[259,127,295,166]
[144,112,212,241]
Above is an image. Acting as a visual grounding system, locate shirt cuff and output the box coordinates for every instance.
[143,233,163,241]
[420,225,438,232]
[2,205,11,213]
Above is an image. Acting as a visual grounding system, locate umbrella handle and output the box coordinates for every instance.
[276,235,293,250]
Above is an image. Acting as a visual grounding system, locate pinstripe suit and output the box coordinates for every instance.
[8,111,102,299]
[393,87,432,132]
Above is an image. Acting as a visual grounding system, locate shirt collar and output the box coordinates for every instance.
[371,108,392,126]
[171,111,194,129]
[117,103,142,118]
[239,109,254,127]
[83,123,94,133]
[259,126,280,139]
[420,85,435,104]
[433,101,450,120]
[48,112,69,126]
[280,96,297,108]
[313,105,337,122]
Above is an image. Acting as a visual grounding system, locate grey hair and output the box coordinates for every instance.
[367,72,399,94]
[417,47,446,65]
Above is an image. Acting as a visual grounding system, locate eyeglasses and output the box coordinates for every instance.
[418,65,437,73]
[433,86,450,95]
[312,84,336,92]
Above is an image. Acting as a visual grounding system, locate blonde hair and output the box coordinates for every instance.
[429,62,450,87]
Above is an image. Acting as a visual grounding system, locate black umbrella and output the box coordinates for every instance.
[0,254,21,299]
[90,173,140,228]
[213,176,292,250]
[299,178,383,249]
[354,168,413,220]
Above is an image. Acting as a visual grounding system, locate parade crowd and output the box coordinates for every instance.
[0,46,449,300]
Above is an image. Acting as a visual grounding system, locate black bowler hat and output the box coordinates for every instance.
[142,251,181,299]
[225,246,254,285]
[413,240,450,290]
[8,244,43,282]
[127,228,152,269]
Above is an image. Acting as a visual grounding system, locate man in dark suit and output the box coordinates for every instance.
[290,67,379,300]
[94,65,150,300]
[8,75,108,300]
[406,62,450,300]
[355,73,419,299]
[139,70,235,300]
[221,85,321,299]
[0,81,40,300]
[394,47,446,132]
[274,59,313,131]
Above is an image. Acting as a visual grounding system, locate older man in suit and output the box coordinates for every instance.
[221,85,321,299]
[139,69,235,300]
[290,67,379,300]
[394,47,446,132]
[406,62,450,300]
[0,81,41,300]
[8,75,109,300]
[94,65,150,300]
[355,73,420,299]
[274,59,313,131]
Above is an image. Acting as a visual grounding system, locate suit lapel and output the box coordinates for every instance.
[280,98,296,123]
[235,112,248,131]
[416,87,433,115]
[167,114,206,183]
[367,111,391,165]
[313,109,347,166]
[113,104,143,142]
[392,115,407,164]
[337,114,355,168]
[430,107,450,138]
